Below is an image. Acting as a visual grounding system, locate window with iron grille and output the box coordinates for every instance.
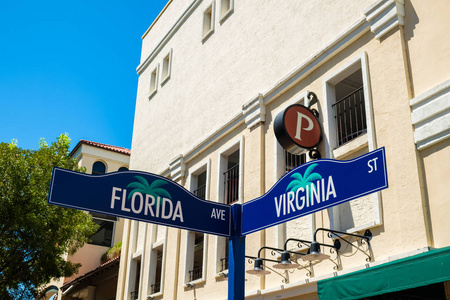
[148,246,163,295]
[284,150,306,173]
[190,232,204,281]
[193,170,207,200]
[224,150,239,204]
[150,282,161,295]
[332,69,366,147]
[220,256,229,272]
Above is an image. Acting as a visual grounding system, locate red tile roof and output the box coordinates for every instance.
[61,256,121,291]
[70,139,131,157]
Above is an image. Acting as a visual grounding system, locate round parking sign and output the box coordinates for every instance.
[274,104,322,154]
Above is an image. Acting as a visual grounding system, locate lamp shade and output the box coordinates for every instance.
[246,258,271,275]
[301,241,330,262]
[273,251,300,270]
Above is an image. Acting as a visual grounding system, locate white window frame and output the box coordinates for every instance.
[183,159,211,285]
[322,51,382,233]
[219,0,234,23]
[215,136,244,276]
[217,136,244,205]
[183,231,208,285]
[146,225,167,298]
[202,2,215,41]
[149,64,159,99]
[124,221,146,300]
[188,159,211,200]
[273,92,315,249]
[161,49,173,85]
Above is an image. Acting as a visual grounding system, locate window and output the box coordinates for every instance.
[323,52,380,232]
[126,221,147,298]
[185,232,205,283]
[161,49,172,85]
[284,150,306,173]
[149,246,163,295]
[219,237,229,272]
[202,2,215,41]
[193,170,207,200]
[149,65,159,98]
[130,258,141,300]
[89,213,116,247]
[92,161,106,174]
[219,0,233,22]
[332,69,366,147]
[216,138,242,274]
[119,166,128,171]
[224,150,239,204]
[147,225,166,297]
[185,166,208,284]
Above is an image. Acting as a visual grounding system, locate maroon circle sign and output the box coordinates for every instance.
[274,104,322,153]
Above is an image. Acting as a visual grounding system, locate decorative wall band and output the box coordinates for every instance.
[410,79,450,150]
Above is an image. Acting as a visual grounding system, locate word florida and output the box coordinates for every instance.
[110,187,184,222]
[275,176,337,218]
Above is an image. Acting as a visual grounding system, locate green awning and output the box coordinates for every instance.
[317,246,450,300]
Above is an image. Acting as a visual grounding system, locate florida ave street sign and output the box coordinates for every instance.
[48,168,231,236]
[241,147,388,235]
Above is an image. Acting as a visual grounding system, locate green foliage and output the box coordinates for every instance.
[100,241,122,264]
[0,134,98,299]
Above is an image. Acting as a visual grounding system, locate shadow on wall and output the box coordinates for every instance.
[404,0,419,42]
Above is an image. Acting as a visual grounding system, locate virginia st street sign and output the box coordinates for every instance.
[48,168,231,236]
[241,147,388,235]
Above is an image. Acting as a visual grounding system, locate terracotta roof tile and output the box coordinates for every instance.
[70,139,131,156]
[61,256,121,290]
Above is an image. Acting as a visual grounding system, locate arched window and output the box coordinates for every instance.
[118,166,129,171]
[92,161,106,175]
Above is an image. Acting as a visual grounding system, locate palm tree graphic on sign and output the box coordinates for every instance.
[126,176,172,204]
[286,163,322,195]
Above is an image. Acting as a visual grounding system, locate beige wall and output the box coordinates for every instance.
[404,0,450,249]
[132,0,374,173]
[120,0,450,299]
[420,139,450,248]
[405,0,450,97]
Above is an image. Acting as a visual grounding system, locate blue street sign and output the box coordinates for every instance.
[241,147,388,235]
[48,168,231,237]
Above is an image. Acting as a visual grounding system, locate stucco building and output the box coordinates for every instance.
[46,140,131,300]
[117,0,450,299]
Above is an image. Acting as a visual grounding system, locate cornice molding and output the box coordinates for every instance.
[364,0,405,40]
[242,94,265,129]
[169,155,186,182]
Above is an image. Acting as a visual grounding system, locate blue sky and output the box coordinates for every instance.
[0,0,167,151]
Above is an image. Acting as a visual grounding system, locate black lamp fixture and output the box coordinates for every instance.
[247,228,373,282]
[247,245,312,280]
[272,238,312,270]
[304,228,372,263]
[245,247,295,282]
[246,257,271,275]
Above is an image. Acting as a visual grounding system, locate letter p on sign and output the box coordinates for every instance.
[274,104,322,154]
